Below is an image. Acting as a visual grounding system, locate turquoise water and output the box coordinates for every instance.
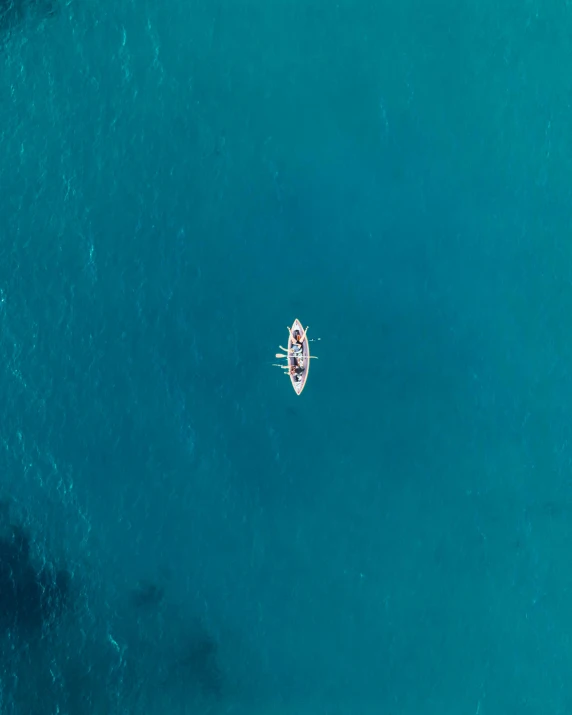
[1,1,572,713]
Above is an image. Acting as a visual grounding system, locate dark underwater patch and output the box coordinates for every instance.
[129,579,165,609]
[0,521,70,638]
[128,578,225,698]
[0,0,59,35]
[174,629,223,697]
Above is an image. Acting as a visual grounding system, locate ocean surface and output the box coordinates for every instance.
[1,0,572,713]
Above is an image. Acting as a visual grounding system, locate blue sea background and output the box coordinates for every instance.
[2,0,572,713]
